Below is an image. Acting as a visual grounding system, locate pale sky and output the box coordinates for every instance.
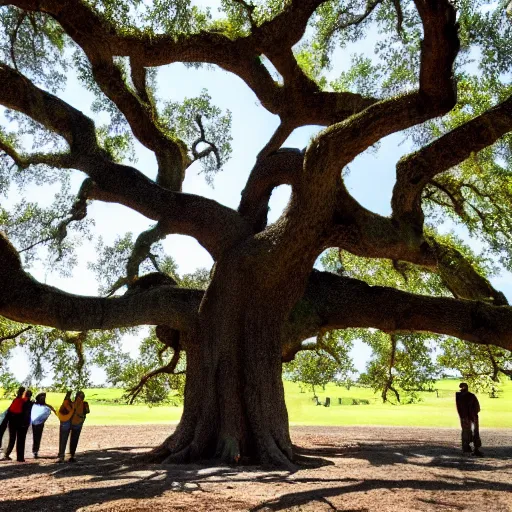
[3,2,512,383]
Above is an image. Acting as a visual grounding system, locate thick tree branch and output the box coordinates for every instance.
[297,271,512,352]
[0,232,202,331]
[277,0,459,264]
[392,93,512,224]
[88,57,187,191]
[2,0,377,129]
[0,64,250,258]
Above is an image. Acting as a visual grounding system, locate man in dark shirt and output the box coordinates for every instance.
[456,382,483,456]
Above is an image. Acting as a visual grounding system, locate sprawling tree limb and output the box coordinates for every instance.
[1,0,377,127]
[297,271,512,352]
[274,0,459,265]
[0,232,202,331]
[392,93,512,224]
[86,57,187,191]
[0,64,250,258]
[308,0,459,172]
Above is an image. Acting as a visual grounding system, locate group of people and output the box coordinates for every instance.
[0,382,485,462]
[0,387,90,463]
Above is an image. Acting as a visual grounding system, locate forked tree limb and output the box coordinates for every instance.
[126,347,182,404]
[1,0,377,126]
[0,64,250,259]
[87,57,187,192]
[392,94,512,225]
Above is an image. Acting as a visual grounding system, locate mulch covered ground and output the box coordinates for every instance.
[0,425,510,511]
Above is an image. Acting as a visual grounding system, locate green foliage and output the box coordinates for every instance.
[106,329,185,405]
[179,267,211,289]
[438,337,512,393]
[88,232,180,295]
[284,331,355,395]
[161,90,233,183]
[0,180,94,275]
[0,6,68,92]
[0,372,21,399]
[321,247,449,295]
[331,54,382,97]
[358,332,440,404]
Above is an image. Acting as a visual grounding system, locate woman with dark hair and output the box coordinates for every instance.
[31,393,56,459]
[3,389,33,462]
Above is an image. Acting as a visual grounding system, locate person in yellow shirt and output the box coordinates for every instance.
[57,391,90,463]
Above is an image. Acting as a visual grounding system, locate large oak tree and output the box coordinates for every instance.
[1,0,512,466]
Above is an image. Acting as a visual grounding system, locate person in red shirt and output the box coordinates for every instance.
[0,386,25,456]
[3,389,33,462]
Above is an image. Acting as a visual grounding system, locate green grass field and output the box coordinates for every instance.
[1,378,511,428]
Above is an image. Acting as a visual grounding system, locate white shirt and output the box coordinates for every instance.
[31,404,52,426]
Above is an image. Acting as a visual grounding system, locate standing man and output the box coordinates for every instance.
[57,391,90,463]
[456,382,483,456]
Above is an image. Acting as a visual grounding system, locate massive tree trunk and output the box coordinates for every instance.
[149,245,308,467]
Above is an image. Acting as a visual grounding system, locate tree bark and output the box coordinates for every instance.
[148,252,298,467]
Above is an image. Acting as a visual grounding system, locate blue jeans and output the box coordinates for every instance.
[58,421,83,458]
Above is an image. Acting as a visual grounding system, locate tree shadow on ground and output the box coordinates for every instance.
[297,440,512,469]
[0,438,510,512]
[249,472,512,512]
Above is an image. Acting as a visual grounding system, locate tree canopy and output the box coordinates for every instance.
[0,0,512,465]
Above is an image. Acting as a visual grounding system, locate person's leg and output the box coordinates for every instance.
[472,417,483,455]
[4,419,18,458]
[69,424,83,461]
[58,421,71,461]
[460,418,472,453]
[16,426,28,462]
[0,412,9,450]
[32,424,44,456]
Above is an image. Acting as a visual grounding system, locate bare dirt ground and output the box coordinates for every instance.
[0,425,510,512]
